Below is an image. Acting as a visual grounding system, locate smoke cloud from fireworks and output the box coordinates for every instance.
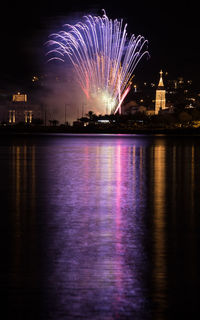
[46,10,149,114]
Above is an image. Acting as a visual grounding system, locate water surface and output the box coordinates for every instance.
[1,134,200,319]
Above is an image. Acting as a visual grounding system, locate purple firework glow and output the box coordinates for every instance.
[47,11,149,114]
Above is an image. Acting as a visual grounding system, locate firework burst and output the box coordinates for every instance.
[46,10,149,114]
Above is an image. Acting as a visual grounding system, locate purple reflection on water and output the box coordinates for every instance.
[43,136,149,319]
[2,134,200,320]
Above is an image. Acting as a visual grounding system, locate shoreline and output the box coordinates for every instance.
[1,126,200,136]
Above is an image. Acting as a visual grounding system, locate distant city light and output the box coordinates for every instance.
[32,76,39,82]
[98,119,110,123]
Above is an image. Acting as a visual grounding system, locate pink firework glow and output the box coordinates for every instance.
[47,10,149,114]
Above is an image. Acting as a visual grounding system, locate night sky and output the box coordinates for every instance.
[0,0,200,87]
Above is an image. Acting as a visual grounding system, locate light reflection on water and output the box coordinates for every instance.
[44,139,149,319]
[1,134,200,320]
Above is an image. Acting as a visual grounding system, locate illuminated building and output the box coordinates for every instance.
[155,70,166,114]
[8,92,43,124]
[12,93,27,103]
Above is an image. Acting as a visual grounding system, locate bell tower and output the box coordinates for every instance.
[155,70,166,114]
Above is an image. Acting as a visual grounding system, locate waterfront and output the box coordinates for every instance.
[1,134,200,319]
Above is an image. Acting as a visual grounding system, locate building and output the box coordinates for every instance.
[146,109,155,116]
[122,100,147,115]
[155,70,166,114]
[8,92,43,124]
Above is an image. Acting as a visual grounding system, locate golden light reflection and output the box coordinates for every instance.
[23,145,27,212]
[31,146,36,217]
[153,142,167,318]
[190,145,195,226]
[172,145,177,225]
[139,146,144,199]
[10,145,36,282]
[16,146,21,235]
[11,146,22,281]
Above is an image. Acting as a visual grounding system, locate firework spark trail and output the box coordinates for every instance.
[46,11,149,114]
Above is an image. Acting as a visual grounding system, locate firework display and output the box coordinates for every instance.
[47,11,149,114]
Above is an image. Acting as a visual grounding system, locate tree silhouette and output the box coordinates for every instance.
[86,111,95,120]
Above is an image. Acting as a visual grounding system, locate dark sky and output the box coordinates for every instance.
[0,0,200,87]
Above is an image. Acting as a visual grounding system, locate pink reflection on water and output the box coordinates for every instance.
[113,144,124,315]
[43,137,147,319]
[83,145,89,207]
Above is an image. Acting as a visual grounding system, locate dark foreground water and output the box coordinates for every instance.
[1,134,200,320]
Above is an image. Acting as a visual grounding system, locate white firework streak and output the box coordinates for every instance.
[46,10,149,114]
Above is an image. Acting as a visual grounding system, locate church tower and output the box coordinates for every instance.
[155,70,166,114]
